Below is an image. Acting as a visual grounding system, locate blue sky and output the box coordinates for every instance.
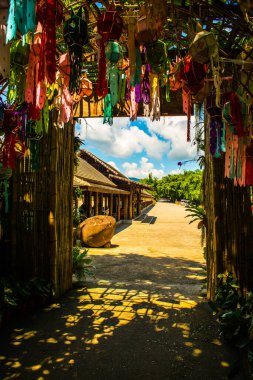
[75,116,200,179]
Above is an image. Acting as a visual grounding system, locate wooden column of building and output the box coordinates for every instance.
[100,193,104,214]
[137,188,141,215]
[117,194,121,221]
[109,194,113,216]
[87,191,92,217]
[129,186,133,219]
[124,194,129,219]
[105,194,109,214]
[94,192,99,215]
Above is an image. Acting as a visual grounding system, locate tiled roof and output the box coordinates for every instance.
[79,149,127,178]
[75,157,117,188]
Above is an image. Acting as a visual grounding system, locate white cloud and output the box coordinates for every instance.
[145,116,197,160]
[107,161,119,170]
[122,157,165,179]
[78,117,169,160]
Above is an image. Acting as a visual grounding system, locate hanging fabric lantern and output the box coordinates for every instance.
[178,55,207,141]
[189,30,221,107]
[189,31,218,64]
[96,4,123,98]
[178,55,207,95]
[146,40,168,75]
[206,91,225,158]
[97,4,123,42]
[25,23,44,118]
[37,0,63,85]
[105,41,121,63]
[64,8,88,94]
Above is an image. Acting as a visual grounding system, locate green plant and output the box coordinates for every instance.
[73,212,81,227]
[73,136,84,168]
[0,277,54,316]
[72,246,94,281]
[210,273,253,376]
[185,203,206,248]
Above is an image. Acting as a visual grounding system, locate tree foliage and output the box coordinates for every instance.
[141,170,203,203]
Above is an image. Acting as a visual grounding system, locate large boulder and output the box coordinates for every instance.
[79,215,116,248]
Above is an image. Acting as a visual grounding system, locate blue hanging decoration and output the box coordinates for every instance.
[63,8,88,94]
[6,0,36,43]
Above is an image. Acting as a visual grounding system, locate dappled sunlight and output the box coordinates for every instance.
[0,278,235,379]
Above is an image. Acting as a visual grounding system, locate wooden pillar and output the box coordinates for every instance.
[137,188,141,215]
[124,194,129,219]
[117,194,121,221]
[87,191,92,217]
[109,194,113,216]
[94,192,98,215]
[129,187,133,219]
[100,193,103,214]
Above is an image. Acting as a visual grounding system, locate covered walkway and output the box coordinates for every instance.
[0,203,244,379]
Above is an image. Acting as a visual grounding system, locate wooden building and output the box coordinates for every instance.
[74,150,154,222]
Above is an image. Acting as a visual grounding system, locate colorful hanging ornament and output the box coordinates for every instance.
[8,39,30,104]
[147,40,168,75]
[25,23,43,119]
[103,93,113,125]
[63,8,88,94]
[96,4,123,98]
[168,57,183,92]
[6,0,36,43]
[178,55,207,141]
[126,10,136,86]
[150,73,160,121]
[106,41,121,63]
[0,4,10,79]
[189,31,218,65]
[38,0,63,85]
[206,91,225,157]
[223,92,248,185]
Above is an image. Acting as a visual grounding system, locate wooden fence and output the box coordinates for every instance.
[10,122,74,296]
[204,124,253,299]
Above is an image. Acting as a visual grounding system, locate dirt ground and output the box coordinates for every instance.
[0,202,247,379]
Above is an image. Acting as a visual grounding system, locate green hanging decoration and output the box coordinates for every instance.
[147,40,168,75]
[118,70,127,102]
[103,93,113,125]
[109,64,119,107]
[8,39,30,104]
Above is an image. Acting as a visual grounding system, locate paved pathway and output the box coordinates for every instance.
[0,203,245,379]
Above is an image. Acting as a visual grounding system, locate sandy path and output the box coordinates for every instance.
[0,203,244,379]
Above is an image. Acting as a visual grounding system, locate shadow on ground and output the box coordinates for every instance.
[0,255,247,380]
[92,253,206,290]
